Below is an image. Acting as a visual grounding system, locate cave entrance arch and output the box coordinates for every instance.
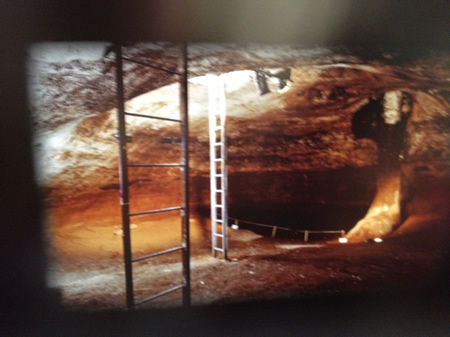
[114,44,190,309]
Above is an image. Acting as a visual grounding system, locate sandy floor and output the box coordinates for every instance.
[46,214,447,311]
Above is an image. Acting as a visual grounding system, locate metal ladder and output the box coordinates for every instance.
[113,44,190,309]
[208,75,228,259]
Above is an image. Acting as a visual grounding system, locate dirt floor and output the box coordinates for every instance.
[46,214,448,311]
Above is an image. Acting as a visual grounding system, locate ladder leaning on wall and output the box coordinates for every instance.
[208,75,228,260]
[112,43,190,309]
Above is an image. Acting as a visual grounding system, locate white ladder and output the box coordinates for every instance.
[208,75,228,259]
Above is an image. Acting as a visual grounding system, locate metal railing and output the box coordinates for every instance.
[229,217,345,242]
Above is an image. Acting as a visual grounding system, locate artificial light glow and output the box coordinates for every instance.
[231,224,239,230]
[383,91,402,125]
[374,238,383,243]
[338,237,348,243]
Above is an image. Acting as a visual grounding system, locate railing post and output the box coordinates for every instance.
[271,226,277,238]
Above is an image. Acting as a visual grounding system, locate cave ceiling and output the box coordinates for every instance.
[29,42,448,130]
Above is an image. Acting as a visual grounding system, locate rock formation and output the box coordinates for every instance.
[28,43,449,244]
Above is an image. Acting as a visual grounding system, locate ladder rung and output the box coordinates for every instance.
[132,246,183,262]
[216,220,223,223]
[215,174,223,177]
[216,205,223,208]
[215,126,223,131]
[213,247,224,252]
[128,163,183,167]
[160,137,181,145]
[214,142,223,146]
[214,233,224,238]
[134,284,185,306]
[129,206,182,217]
[125,112,182,123]
[121,56,181,75]
[114,135,132,143]
[214,159,223,162]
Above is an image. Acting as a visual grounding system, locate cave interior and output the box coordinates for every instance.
[27,42,449,311]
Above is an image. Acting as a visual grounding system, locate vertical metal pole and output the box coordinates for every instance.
[179,43,191,307]
[115,44,134,309]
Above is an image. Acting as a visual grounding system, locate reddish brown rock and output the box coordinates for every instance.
[29,44,449,244]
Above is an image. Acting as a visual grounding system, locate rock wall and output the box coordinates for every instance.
[29,43,449,242]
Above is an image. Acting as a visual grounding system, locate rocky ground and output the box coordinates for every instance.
[46,213,448,311]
